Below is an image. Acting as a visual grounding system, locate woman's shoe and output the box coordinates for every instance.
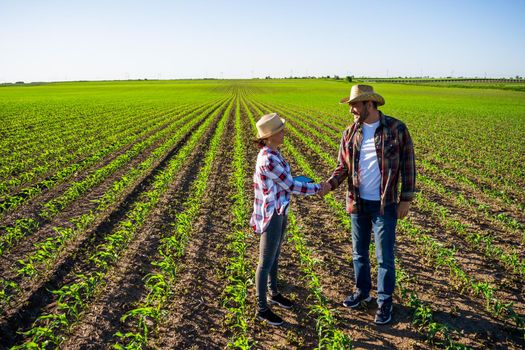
[257,308,284,326]
[268,293,293,309]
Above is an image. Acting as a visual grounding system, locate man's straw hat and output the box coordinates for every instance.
[256,113,285,139]
[340,84,385,106]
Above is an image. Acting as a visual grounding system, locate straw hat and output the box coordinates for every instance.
[256,113,285,139]
[340,84,385,106]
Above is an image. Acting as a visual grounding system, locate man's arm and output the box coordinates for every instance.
[326,130,351,192]
[397,125,416,218]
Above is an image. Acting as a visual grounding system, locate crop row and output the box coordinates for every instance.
[220,97,253,349]
[413,181,525,277]
[0,99,223,258]
[0,102,194,255]
[247,98,480,348]
[0,103,157,188]
[256,100,525,277]
[114,96,232,349]
[9,97,232,349]
[0,99,228,311]
[0,102,205,216]
[0,102,133,166]
[247,100,352,349]
[398,217,525,338]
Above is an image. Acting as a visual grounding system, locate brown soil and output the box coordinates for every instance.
[255,99,525,349]
[59,109,213,349]
[0,104,174,206]
[0,102,226,347]
[0,103,206,263]
[1,94,523,350]
[147,105,235,349]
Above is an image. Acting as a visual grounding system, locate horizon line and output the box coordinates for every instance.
[2,75,525,85]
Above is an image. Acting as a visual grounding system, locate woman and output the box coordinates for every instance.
[250,112,328,326]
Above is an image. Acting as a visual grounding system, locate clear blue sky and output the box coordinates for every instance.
[1,0,524,82]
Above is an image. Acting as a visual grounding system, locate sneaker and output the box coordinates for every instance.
[375,302,393,324]
[268,293,293,309]
[257,308,284,326]
[342,292,372,308]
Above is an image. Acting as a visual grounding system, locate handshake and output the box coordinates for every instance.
[317,181,332,197]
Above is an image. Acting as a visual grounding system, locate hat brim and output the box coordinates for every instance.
[340,93,385,106]
[257,118,285,140]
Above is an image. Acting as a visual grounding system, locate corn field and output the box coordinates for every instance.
[0,79,524,349]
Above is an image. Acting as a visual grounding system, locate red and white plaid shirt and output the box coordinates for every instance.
[250,146,320,233]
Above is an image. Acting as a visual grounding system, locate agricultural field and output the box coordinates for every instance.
[0,79,524,349]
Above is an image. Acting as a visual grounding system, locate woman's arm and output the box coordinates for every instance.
[261,156,320,195]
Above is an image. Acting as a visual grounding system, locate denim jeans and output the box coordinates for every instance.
[256,211,288,310]
[350,199,397,306]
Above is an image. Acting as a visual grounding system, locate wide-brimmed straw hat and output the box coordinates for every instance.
[340,84,385,106]
[256,113,285,139]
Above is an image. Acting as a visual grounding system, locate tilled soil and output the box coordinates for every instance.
[242,103,319,350]
[0,104,208,274]
[59,106,218,349]
[0,102,227,348]
[263,100,525,349]
[150,102,237,349]
[1,94,523,350]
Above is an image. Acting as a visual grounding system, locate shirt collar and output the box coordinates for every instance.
[263,145,280,156]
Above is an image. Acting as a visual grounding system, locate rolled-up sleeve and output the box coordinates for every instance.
[328,131,350,191]
[261,156,320,195]
[399,126,416,201]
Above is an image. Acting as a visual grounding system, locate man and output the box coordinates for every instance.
[321,84,416,324]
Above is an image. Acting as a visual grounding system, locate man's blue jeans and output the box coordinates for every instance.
[350,199,397,306]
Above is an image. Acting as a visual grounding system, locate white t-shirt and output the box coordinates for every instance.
[358,121,381,200]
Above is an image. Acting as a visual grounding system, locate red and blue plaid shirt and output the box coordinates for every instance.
[250,146,320,233]
[328,111,416,214]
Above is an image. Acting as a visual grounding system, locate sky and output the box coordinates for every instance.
[1,0,524,82]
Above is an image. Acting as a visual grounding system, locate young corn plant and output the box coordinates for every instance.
[221,97,252,349]
[247,101,352,349]
[253,99,474,348]
[398,217,525,338]
[9,99,231,350]
[113,98,233,349]
[0,101,224,309]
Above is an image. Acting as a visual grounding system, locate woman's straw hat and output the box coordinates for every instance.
[340,84,385,106]
[256,113,286,139]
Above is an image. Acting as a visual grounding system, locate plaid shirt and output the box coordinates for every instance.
[250,146,320,233]
[328,111,416,214]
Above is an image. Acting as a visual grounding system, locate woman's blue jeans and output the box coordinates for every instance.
[256,211,287,311]
[350,199,397,306]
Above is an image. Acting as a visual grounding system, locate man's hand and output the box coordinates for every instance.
[318,181,332,197]
[397,201,411,219]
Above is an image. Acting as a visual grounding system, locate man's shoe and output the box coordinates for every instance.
[375,302,393,324]
[257,308,284,326]
[268,293,293,309]
[343,292,372,308]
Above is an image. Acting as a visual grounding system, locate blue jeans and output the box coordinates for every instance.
[256,211,288,310]
[350,199,397,306]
